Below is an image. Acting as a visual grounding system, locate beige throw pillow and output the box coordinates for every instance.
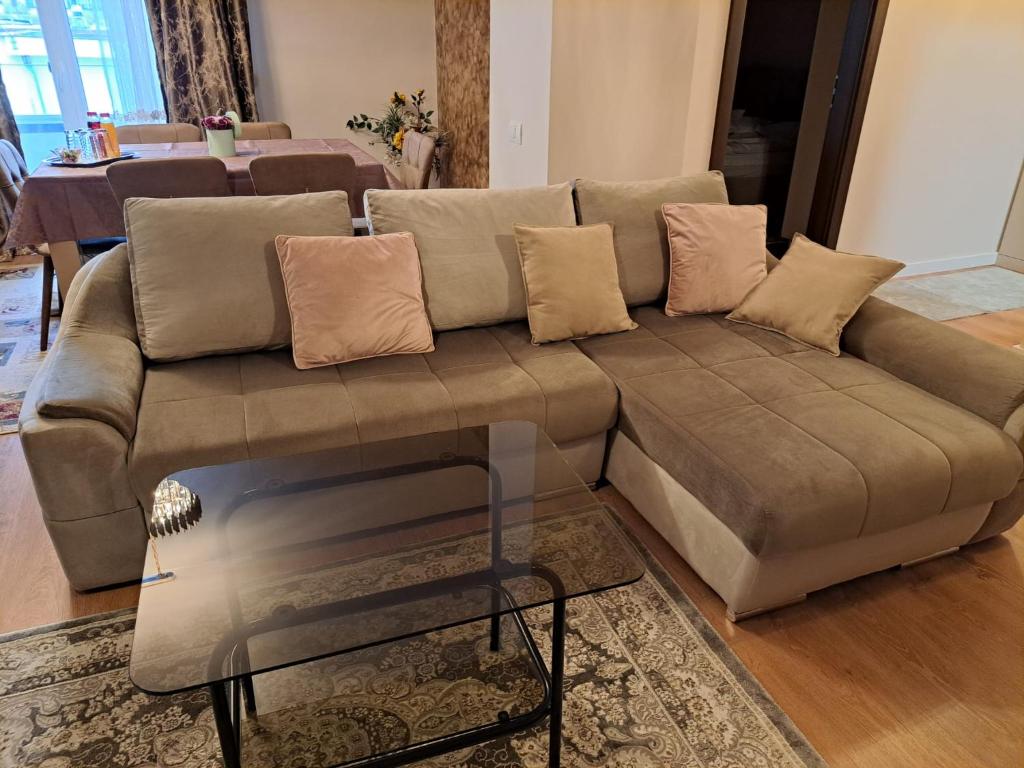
[365,185,576,331]
[727,234,903,355]
[126,192,353,362]
[513,223,637,344]
[275,232,434,369]
[662,202,767,315]
[574,171,730,305]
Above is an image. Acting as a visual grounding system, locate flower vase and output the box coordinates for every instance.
[206,128,236,158]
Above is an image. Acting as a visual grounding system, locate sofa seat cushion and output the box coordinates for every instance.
[577,307,1023,557]
[129,322,617,505]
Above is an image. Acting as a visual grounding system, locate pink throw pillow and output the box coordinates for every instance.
[275,232,434,369]
[662,203,768,315]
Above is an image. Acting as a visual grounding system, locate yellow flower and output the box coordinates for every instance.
[392,128,405,149]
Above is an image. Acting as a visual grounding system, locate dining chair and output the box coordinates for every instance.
[0,139,58,351]
[390,130,436,190]
[236,122,292,140]
[249,152,358,223]
[106,157,232,211]
[116,122,202,143]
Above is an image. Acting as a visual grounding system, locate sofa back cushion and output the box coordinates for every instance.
[125,192,353,361]
[365,184,576,331]
[574,171,729,306]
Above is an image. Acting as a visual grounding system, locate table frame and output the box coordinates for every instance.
[148,452,594,768]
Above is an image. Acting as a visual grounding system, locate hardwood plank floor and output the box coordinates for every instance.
[945,307,1024,347]
[1,310,1022,767]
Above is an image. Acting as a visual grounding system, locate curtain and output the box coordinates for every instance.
[0,69,21,157]
[0,69,23,255]
[144,0,259,125]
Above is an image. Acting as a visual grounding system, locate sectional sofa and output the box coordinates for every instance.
[19,173,1024,620]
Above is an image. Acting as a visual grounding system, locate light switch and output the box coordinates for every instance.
[509,121,523,145]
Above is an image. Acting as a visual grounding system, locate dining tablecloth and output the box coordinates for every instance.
[6,138,387,248]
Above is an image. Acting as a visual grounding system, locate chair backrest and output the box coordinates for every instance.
[248,152,356,203]
[116,122,202,144]
[0,139,28,246]
[399,130,436,190]
[106,157,231,210]
[236,122,292,140]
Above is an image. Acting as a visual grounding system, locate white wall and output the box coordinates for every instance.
[247,0,438,165]
[838,0,1024,274]
[487,0,727,187]
[546,0,728,184]
[998,164,1024,272]
[489,0,553,188]
[678,0,731,175]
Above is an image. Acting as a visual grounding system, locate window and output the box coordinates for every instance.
[0,0,164,167]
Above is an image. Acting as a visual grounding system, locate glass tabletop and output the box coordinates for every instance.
[129,421,645,695]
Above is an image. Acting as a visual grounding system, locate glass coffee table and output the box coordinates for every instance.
[129,421,645,768]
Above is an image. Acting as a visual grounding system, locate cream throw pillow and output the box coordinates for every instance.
[727,234,904,355]
[662,202,767,315]
[513,223,637,344]
[276,232,434,369]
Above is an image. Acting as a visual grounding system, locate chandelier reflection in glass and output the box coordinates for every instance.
[141,479,203,586]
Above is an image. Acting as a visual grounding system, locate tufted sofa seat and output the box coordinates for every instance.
[579,306,1021,559]
[131,322,616,511]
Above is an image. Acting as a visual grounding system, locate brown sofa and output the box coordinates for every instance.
[18,174,1024,622]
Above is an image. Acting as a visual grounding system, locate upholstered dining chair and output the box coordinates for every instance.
[248,152,356,204]
[106,157,231,211]
[115,122,202,143]
[0,140,55,350]
[387,130,436,190]
[236,122,292,140]
[0,139,28,248]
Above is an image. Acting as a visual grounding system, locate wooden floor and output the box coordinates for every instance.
[1,309,1022,767]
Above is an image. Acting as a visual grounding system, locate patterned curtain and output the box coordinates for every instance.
[144,0,259,125]
[0,69,23,255]
[0,69,22,157]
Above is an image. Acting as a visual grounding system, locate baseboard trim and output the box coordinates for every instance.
[996,252,1024,274]
[896,252,998,277]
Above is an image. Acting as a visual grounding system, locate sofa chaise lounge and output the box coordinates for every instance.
[19,174,1024,620]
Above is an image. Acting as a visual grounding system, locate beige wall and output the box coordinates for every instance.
[838,0,1024,274]
[247,0,438,165]
[490,0,553,188]
[546,0,728,184]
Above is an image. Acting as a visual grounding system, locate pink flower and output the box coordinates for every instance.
[201,115,234,130]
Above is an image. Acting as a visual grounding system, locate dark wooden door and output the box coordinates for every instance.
[711,0,889,252]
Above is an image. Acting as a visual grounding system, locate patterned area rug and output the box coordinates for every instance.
[0,259,54,434]
[0,512,827,768]
[875,266,1024,321]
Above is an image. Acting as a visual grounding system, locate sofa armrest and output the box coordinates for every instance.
[17,243,148,589]
[843,297,1024,431]
[33,243,144,439]
[37,331,143,439]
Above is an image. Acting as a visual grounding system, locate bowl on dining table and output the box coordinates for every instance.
[56,148,83,164]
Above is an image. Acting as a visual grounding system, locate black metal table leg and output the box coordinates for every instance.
[489,598,502,651]
[548,597,566,768]
[210,682,241,768]
[241,674,256,714]
[489,463,504,653]
[238,642,257,715]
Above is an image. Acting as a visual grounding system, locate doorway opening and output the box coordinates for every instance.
[710,0,889,254]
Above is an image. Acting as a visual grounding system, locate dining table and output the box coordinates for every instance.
[6,138,388,300]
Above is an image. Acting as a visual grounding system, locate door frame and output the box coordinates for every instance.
[709,0,890,248]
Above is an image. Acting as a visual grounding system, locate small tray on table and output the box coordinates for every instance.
[45,152,140,168]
